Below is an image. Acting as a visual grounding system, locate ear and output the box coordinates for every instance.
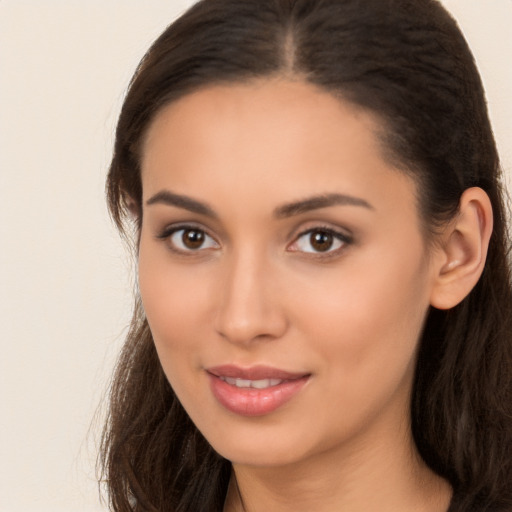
[429,187,493,310]
[125,195,141,219]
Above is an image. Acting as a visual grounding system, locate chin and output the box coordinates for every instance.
[198,418,326,468]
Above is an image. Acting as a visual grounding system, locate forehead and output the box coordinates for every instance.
[140,78,419,223]
[143,80,382,172]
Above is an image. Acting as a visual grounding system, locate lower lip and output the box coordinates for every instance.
[208,374,309,417]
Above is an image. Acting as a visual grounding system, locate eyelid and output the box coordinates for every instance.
[156,221,190,238]
[155,222,220,253]
[287,224,353,256]
[289,221,353,242]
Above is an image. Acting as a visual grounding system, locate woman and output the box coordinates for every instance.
[100,0,512,510]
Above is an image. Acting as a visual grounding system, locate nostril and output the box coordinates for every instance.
[214,302,288,345]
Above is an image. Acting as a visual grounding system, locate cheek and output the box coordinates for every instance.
[138,246,215,418]
[289,244,431,386]
[138,240,210,358]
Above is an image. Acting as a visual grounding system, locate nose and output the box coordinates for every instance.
[214,251,288,346]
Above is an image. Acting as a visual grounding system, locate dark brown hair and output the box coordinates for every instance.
[100,1,512,510]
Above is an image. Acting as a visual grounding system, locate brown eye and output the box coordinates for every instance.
[182,229,205,249]
[289,228,349,255]
[166,227,219,252]
[309,230,334,252]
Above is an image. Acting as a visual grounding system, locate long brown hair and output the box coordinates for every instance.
[100,1,512,510]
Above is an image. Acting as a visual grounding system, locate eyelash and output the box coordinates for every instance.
[156,224,219,254]
[289,226,353,258]
[155,224,353,258]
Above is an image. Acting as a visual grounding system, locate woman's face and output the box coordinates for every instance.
[138,79,439,467]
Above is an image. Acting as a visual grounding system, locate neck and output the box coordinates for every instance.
[224,415,452,512]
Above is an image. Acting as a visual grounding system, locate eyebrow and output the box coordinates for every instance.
[145,189,374,219]
[274,193,374,218]
[146,190,217,218]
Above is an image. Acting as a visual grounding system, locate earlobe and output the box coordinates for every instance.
[125,195,141,219]
[429,187,493,310]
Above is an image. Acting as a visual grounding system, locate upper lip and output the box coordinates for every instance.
[206,364,310,381]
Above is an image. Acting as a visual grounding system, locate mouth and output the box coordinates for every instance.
[218,376,285,389]
[206,365,311,416]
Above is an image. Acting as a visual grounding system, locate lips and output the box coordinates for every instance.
[206,365,310,416]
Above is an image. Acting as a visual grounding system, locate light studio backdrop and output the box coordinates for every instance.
[1,2,511,511]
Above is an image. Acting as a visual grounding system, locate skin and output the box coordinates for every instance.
[137,78,459,511]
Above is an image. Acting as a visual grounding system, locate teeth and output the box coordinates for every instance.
[221,377,283,389]
[251,378,282,389]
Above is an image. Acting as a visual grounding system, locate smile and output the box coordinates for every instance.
[219,377,283,389]
[207,365,310,416]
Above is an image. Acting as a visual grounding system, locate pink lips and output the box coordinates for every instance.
[207,365,310,417]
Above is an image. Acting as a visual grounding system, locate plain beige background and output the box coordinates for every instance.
[1,1,511,511]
